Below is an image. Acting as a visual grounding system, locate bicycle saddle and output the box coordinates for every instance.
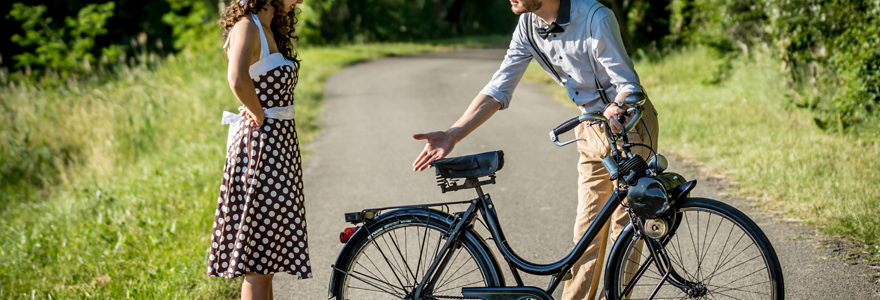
[431,150,504,179]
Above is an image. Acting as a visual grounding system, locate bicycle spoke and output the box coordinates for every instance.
[697,212,718,281]
[415,215,431,285]
[707,289,749,300]
[706,242,757,283]
[711,231,748,276]
[695,210,703,281]
[704,255,765,285]
[671,227,696,280]
[433,246,466,289]
[613,204,779,300]
[721,265,767,287]
[344,267,408,296]
[377,232,415,288]
[438,265,481,291]
[356,249,396,290]
[684,212,702,278]
[386,226,418,285]
[347,285,404,298]
[363,226,412,293]
[707,279,771,295]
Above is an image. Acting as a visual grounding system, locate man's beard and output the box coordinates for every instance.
[511,0,542,15]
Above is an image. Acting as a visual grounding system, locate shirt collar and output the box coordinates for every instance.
[556,0,571,26]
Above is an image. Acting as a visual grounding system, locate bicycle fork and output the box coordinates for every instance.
[620,223,707,299]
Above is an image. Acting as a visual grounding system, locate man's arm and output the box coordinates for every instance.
[412,94,501,172]
[593,9,642,132]
[412,15,532,171]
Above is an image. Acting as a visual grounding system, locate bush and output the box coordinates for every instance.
[298,0,516,44]
[6,2,117,77]
[671,0,880,132]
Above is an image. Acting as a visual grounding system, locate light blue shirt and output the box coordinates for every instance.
[480,0,641,112]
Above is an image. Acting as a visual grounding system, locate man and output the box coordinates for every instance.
[411,0,659,299]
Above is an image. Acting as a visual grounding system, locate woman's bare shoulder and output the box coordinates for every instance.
[230,17,259,37]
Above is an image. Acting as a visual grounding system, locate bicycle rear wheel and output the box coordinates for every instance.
[606,198,784,300]
[332,210,501,299]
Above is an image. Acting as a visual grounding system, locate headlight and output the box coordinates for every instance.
[628,177,670,219]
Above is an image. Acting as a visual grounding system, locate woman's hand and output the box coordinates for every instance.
[241,108,265,127]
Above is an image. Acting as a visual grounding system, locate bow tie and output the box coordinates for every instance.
[536,22,565,39]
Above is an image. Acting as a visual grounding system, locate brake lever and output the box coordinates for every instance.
[553,137,585,147]
[551,120,599,147]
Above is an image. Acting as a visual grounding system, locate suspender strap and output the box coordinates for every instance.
[525,2,610,105]
[585,2,610,104]
[525,14,563,84]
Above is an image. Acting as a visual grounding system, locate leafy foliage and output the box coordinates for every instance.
[162,0,217,50]
[7,2,118,77]
[298,0,516,44]
[671,0,880,132]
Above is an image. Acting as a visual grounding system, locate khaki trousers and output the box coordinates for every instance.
[561,101,658,300]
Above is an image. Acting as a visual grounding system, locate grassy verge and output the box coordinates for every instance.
[0,37,502,298]
[525,47,880,262]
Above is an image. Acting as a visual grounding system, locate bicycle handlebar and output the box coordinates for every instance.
[549,112,606,147]
[549,96,646,147]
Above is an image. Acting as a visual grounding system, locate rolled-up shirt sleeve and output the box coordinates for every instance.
[592,12,641,96]
[480,19,533,110]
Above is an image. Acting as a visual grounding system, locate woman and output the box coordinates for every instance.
[208,0,310,298]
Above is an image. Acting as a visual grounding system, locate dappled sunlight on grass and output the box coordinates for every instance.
[0,41,459,297]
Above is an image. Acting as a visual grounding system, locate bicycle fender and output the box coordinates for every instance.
[327,208,504,299]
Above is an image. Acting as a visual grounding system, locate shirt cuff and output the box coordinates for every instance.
[616,83,641,96]
[478,88,510,110]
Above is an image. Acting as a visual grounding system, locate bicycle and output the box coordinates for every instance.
[327,93,784,299]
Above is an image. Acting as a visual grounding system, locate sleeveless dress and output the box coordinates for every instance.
[207,14,312,279]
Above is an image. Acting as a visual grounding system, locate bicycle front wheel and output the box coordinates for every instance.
[607,198,784,300]
[332,210,501,299]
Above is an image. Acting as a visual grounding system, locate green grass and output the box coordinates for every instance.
[526,46,880,260]
[0,37,499,298]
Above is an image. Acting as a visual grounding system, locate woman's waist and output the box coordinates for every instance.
[221,104,295,125]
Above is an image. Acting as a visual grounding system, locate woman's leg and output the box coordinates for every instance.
[242,273,274,300]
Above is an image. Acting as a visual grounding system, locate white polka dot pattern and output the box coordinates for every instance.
[207,62,310,279]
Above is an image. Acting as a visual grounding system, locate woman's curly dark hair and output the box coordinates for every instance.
[220,0,300,64]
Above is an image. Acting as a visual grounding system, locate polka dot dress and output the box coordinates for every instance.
[207,58,311,279]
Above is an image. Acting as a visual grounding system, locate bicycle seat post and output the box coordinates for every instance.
[465,178,490,200]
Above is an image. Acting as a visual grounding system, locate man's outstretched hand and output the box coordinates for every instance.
[412,131,456,172]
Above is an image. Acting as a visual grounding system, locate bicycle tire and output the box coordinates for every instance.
[606,197,784,300]
[331,209,502,299]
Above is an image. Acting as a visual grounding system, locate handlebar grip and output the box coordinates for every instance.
[552,115,582,138]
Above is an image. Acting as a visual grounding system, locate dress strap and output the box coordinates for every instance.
[222,13,270,60]
[250,13,270,59]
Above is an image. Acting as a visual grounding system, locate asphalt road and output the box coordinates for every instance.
[274,49,880,299]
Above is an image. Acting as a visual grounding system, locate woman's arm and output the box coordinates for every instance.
[226,18,265,126]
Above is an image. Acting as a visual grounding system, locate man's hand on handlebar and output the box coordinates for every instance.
[603,103,629,134]
[412,131,456,172]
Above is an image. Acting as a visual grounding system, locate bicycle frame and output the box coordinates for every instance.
[401,179,626,299]
[331,97,703,299]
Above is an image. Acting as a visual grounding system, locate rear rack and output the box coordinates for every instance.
[344,199,475,224]
[436,176,497,193]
